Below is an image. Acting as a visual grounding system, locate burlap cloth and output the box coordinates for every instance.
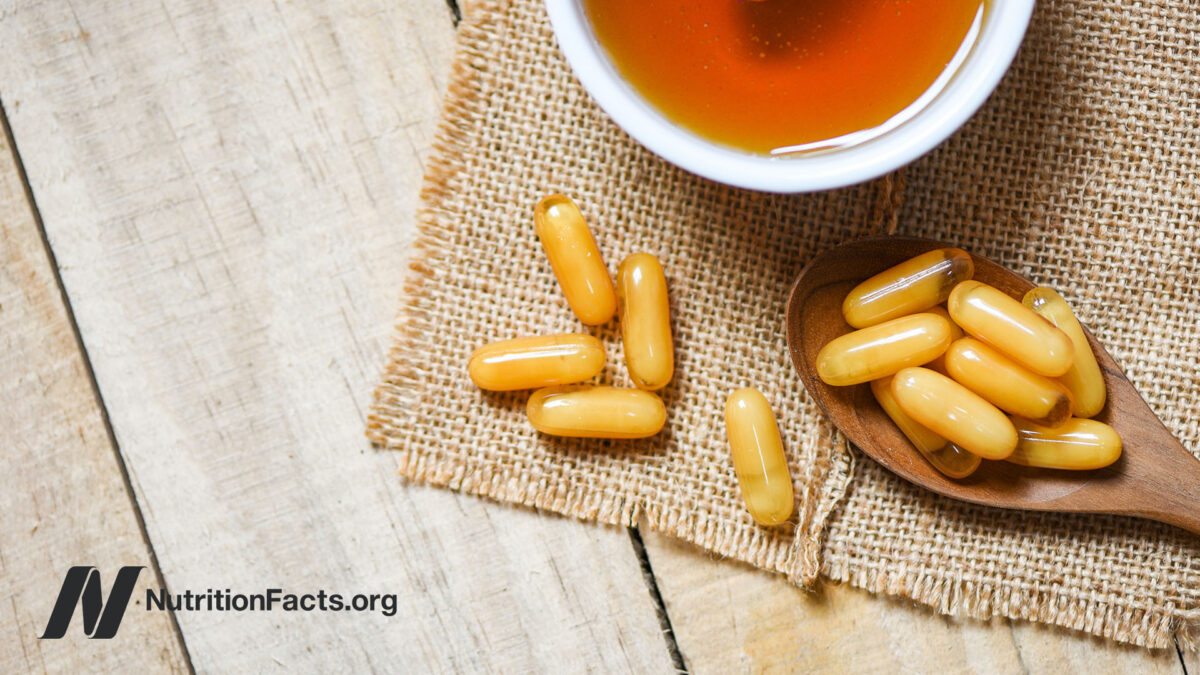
[368,0,1200,648]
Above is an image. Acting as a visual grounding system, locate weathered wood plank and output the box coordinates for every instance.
[0,0,673,670]
[643,531,1185,673]
[0,112,187,670]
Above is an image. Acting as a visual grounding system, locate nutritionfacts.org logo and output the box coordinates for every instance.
[41,566,144,639]
[40,566,399,639]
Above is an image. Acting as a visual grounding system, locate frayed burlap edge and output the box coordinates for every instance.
[365,0,1197,651]
[823,541,1199,650]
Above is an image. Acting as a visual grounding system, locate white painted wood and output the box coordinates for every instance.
[0,1,673,670]
[0,119,186,671]
[642,531,1186,673]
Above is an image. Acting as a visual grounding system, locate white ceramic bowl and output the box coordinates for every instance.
[546,0,1035,193]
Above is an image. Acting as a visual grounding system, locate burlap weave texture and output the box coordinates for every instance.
[368,0,1200,648]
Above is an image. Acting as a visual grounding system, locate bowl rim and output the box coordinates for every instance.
[545,0,1036,194]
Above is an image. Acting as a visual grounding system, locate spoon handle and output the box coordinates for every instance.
[1113,435,1200,535]
[1133,467,1200,536]
[1150,509,1200,536]
[1081,357,1200,536]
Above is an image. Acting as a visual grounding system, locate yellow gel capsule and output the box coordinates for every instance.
[947,280,1074,377]
[468,334,606,391]
[816,313,953,387]
[923,305,964,375]
[927,306,964,340]
[870,377,981,479]
[1008,418,1122,470]
[1022,287,1107,418]
[535,194,617,325]
[725,388,794,526]
[944,338,1074,427]
[527,386,666,439]
[842,248,974,328]
[617,253,674,390]
[891,367,1017,460]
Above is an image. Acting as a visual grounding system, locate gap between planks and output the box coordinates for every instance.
[629,528,689,673]
[444,0,463,25]
[0,1,676,667]
[0,95,196,673]
[437,0,689,667]
[438,0,690,667]
[440,1,1191,670]
[10,0,1186,668]
[441,0,693,669]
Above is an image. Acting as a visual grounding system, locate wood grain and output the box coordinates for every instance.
[0,1,672,671]
[0,111,186,669]
[643,531,1187,674]
[786,236,1200,533]
[2,0,1192,669]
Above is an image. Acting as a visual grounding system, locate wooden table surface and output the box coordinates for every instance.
[1,1,1194,672]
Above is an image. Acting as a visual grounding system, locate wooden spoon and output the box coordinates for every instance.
[786,235,1200,534]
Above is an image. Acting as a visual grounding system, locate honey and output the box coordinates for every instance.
[583,0,984,154]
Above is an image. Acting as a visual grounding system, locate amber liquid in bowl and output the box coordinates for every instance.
[582,0,984,155]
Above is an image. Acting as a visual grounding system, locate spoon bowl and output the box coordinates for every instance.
[786,236,1200,534]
